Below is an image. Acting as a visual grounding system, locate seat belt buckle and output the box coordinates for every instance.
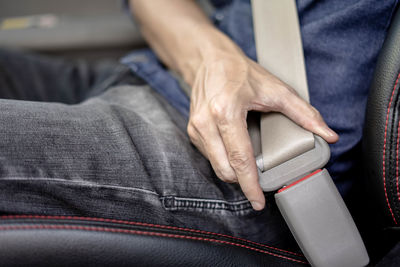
[275,168,369,267]
[256,135,331,191]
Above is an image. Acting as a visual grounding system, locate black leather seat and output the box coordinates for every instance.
[1,4,400,267]
[361,2,400,264]
[0,215,307,266]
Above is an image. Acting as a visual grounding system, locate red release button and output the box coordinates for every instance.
[277,169,323,193]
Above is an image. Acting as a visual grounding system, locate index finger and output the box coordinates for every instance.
[216,115,265,210]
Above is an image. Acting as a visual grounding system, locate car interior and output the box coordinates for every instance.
[0,0,400,266]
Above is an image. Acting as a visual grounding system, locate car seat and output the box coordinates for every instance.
[0,1,399,266]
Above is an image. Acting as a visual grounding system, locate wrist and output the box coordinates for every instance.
[178,26,244,86]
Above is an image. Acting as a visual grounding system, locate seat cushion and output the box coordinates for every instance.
[0,215,307,266]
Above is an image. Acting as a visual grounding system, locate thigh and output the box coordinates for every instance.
[0,85,296,249]
[0,48,132,103]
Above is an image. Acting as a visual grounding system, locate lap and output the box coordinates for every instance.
[0,83,296,248]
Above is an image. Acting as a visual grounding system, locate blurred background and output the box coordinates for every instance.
[0,0,213,61]
[0,0,145,61]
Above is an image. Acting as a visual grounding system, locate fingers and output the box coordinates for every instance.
[252,81,339,144]
[277,90,339,143]
[188,98,265,210]
[210,105,265,210]
[188,113,237,183]
[249,61,339,143]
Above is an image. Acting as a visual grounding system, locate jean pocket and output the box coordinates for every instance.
[160,195,253,214]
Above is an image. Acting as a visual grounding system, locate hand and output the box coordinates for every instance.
[187,49,339,211]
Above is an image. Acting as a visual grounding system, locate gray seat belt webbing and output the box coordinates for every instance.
[251,0,315,172]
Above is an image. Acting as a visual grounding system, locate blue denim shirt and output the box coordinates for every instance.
[121,0,399,195]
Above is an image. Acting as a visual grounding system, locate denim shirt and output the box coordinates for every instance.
[121,0,399,195]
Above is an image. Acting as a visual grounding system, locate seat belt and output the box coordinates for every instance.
[252,0,314,172]
[251,0,369,266]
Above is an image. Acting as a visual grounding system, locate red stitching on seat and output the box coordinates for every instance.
[396,119,400,204]
[0,224,308,265]
[0,215,303,257]
[383,72,400,225]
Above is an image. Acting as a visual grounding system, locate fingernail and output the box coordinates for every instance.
[251,201,264,211]
[318,126,336,138]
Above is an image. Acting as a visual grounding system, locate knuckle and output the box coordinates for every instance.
[279,87,294,104]
[228,151,251,171]
[209,97,227,120]
[268,87,289,111]
[190,115,207,131]
[217,169,237,183]
[304,108,323,128]
[209,156,237,183]
[220,177,237,183]
[311,107,322,119]
[187,124,197,139]
[216,173,236,183]
[273,97,285,111]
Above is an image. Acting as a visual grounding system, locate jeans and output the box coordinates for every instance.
[0,49,299,252]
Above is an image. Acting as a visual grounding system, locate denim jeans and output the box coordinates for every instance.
[0,49,299,252]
